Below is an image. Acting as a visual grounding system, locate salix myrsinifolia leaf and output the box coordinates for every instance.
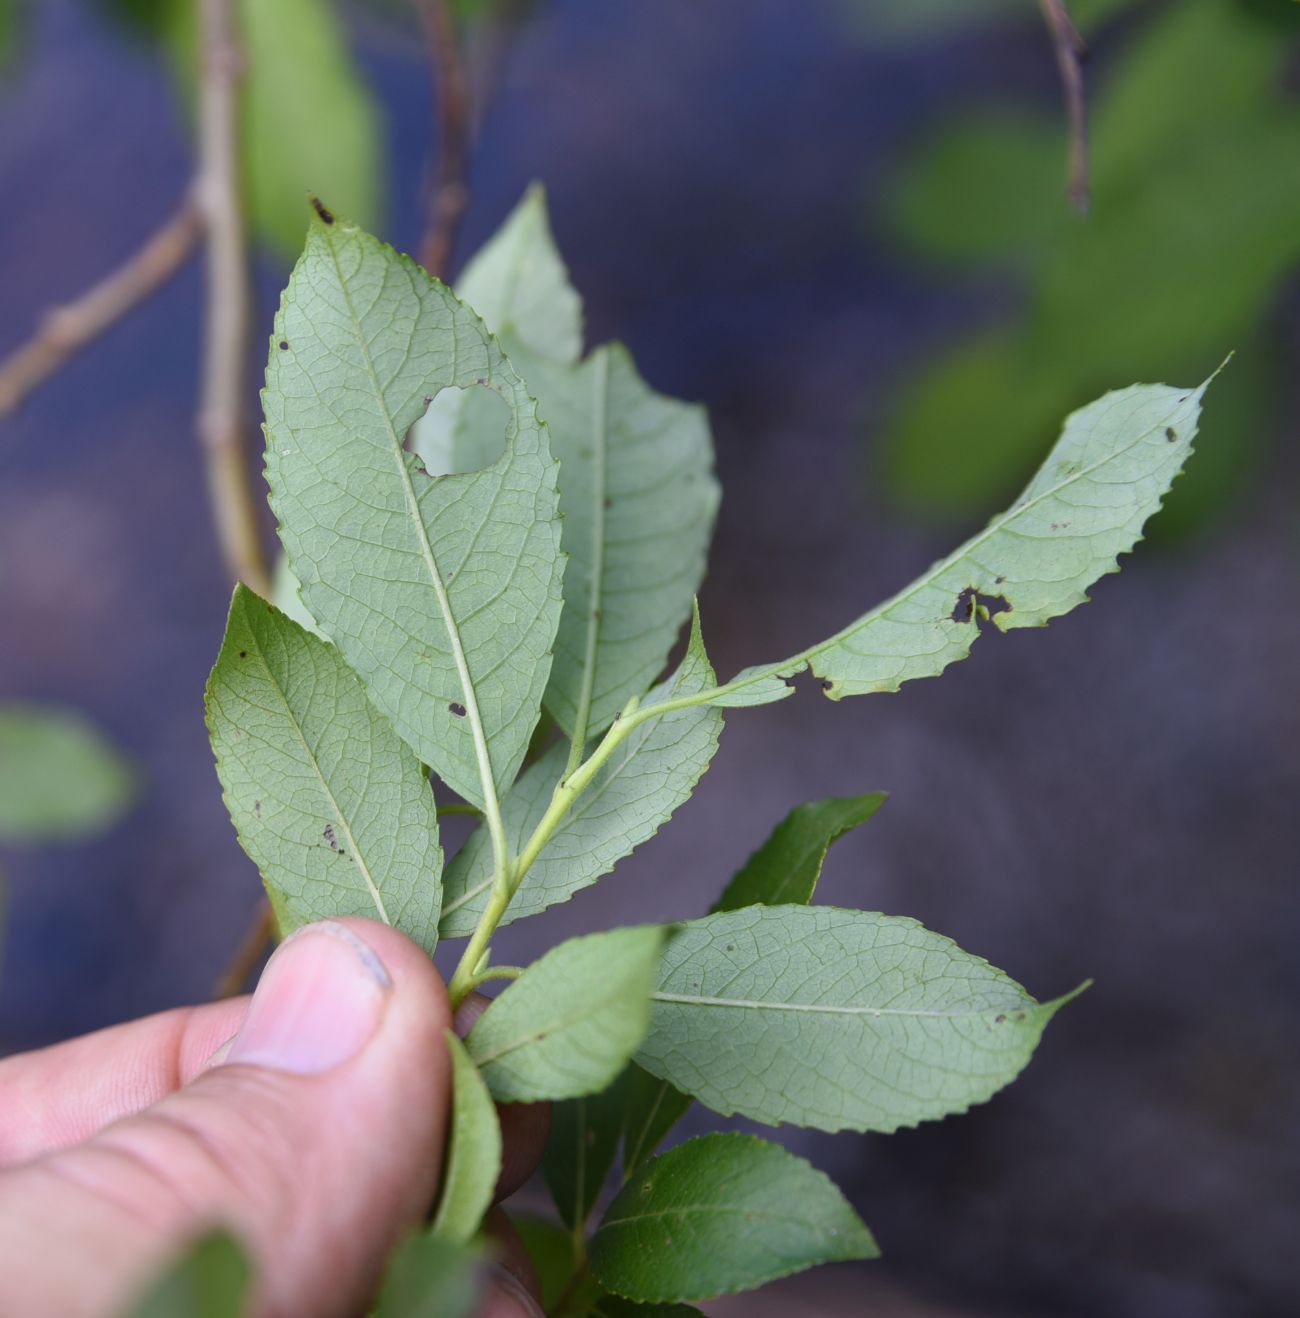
[635,904,1083,1134]
[439,607,722,938]
[696,376,1216,710]
[590,1133,877,1302]
[437,188,718,743]
[206,586,443,952]
[262,207,563,809]
[468,925,665,1103]
[431,1032,502,1244]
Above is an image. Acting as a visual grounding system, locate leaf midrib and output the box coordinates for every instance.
[320,224,501,811]
[650,990,1032,1021]
[730,400,1186,695]
[244,605,392,926]
[568,349,611,747]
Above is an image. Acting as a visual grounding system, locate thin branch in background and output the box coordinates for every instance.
[0,198,202,419]
[416,0,472,280]
[214,900,277,998]
[196,0,271,597]
[1039,0,1090,215]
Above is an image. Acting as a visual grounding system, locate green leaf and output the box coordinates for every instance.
[712,793,886,913]
[439,609,722,938]
[443,190,718,744]
[240,0,383,261]
[544,1073,627,1230]
[456,184,583,366]
[157,0,383,261]
[521,343,718,742]
[596,1301,705,1318]
[468,926,665,1103]
[121,1230,251,1318]
[263,211,564,809]
[270,554,322,639]
[514,1215,599,1313]
[431,1031,502,1244]
[0,704,135,844]
[881,1,1294,535]
[205,585,443,952]
[636,904,1081,1134]
[590,1133,878,1302]
[374,1233,483,1318]
[621,1063,690,1176]
[709,376,1212,707]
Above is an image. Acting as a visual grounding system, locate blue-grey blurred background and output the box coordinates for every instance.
[2,1,1298,1315]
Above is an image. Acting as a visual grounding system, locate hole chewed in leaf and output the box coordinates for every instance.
[405,383,511,478]
[951,586,1012,625]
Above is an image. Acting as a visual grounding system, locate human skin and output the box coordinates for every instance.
[0,917,545,1317]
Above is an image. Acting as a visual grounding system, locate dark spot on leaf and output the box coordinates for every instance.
[323,824,339,851]
[238,651,247,659]
[995,575,1006,585]
[449,702,467,718]
[726,944,735,952]
[819,678,834,693]
[423,396,433,406]
[1166,426,1178,442]
[603,497,612,509]
[310,196,334,224]
[278,340,289,352]
[995,1014,1007,1024]
[253,800,261,817]
[592,607,602,621]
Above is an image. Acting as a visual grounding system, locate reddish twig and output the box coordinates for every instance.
[1038,0,1090,215]
[214,900,277,998]
[416,0,472,280]
[0,198,202,419]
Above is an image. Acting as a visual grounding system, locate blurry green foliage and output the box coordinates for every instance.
[839,0,1137,42]
[0,705,135,844]
[120,1230,250,1318]
[878,0,1300,536]
[98,0,384,263]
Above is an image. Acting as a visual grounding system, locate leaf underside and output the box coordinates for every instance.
[431,1031,502,1244]
[636,904,1077,1133]
[421,187,718,742]
[468,925,665,1103]
[206,586,443,952]
[263,210,563,808]
[439,609,722,938]
[713,377,1212,707]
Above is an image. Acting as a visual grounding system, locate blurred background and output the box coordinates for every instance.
[1,1,1298,1314]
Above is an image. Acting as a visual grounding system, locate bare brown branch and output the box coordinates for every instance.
[1039,0,1090,215]
[214,900,276,998]
[416,0,472,280]
[0,199,202,419]
[196,0,271,596]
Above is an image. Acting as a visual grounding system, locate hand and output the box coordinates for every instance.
[0,918,547,1317]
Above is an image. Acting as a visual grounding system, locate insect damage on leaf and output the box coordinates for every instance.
[204,184,1213,1311]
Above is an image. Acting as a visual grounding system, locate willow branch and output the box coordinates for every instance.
[1039,0,1090,214]
[196,0,271,596]
[416,0,472,280]
[214,900,276,998]
[0,198,202,419]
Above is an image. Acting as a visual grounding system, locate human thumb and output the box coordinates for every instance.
[0,918,452,1318]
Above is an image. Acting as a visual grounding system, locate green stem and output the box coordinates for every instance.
[446,669,753,1009]
[436,801,482,818]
